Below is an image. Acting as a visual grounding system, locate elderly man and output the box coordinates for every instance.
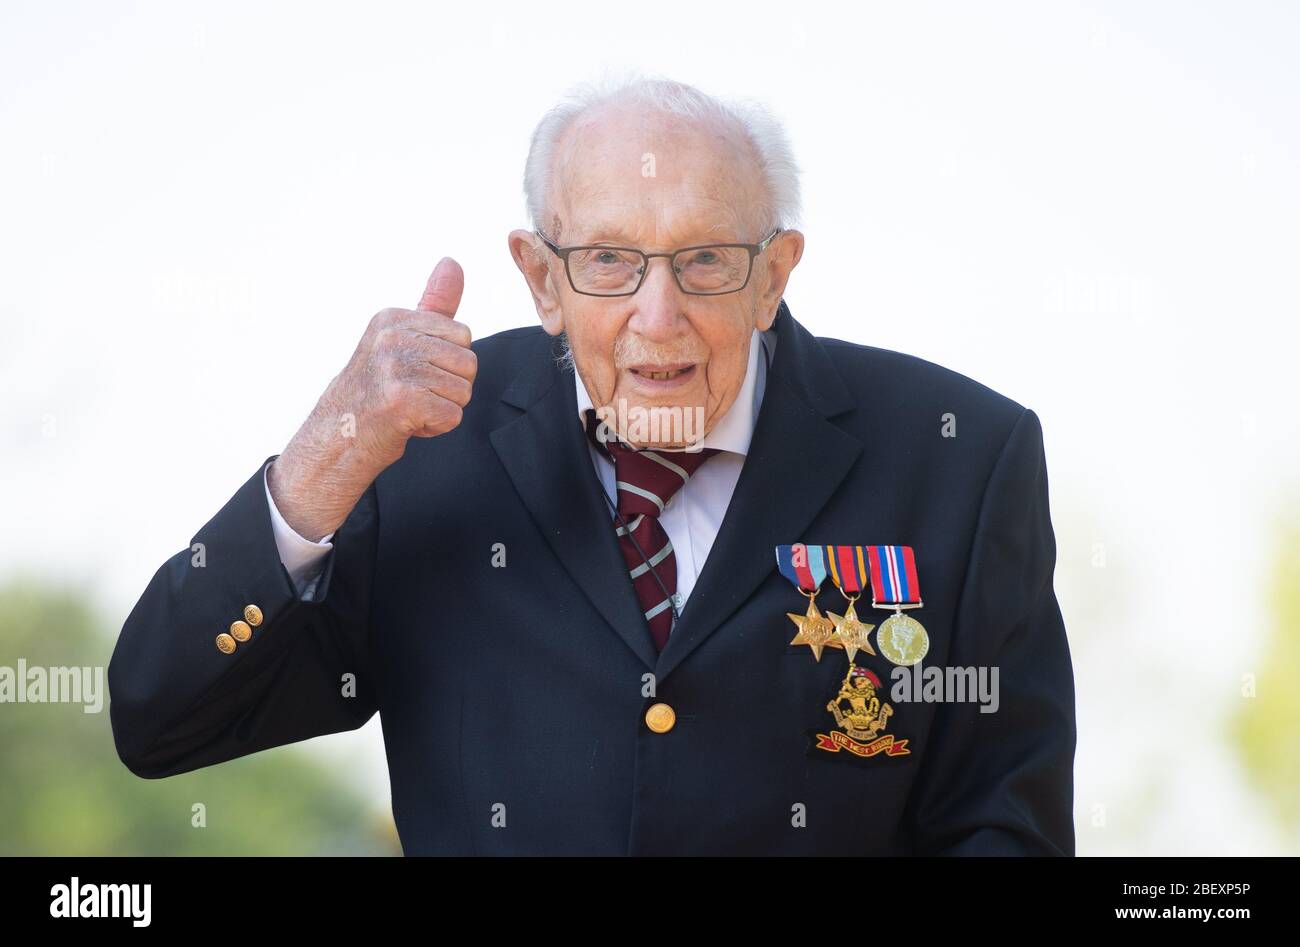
[109,76,1076,856]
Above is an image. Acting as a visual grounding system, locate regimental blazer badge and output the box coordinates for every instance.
[813,664,910,759]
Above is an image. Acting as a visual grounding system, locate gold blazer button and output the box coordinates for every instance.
[644,702,677,734]
[243,604,263,626]
[215,633,237,654]
[229,620,252,642]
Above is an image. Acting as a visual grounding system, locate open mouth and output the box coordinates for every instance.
[628,364,695,382]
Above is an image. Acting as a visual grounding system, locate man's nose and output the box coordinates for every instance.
[627,256,686,342]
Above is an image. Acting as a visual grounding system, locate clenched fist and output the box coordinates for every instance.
[268,258,476,541]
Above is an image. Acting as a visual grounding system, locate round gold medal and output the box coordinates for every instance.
[876,613,930,666]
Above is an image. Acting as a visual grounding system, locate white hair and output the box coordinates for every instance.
[522,71,802,240]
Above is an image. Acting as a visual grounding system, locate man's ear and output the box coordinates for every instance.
[753,229,805,331]
[509,229,565,336]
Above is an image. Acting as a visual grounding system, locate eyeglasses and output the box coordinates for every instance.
[534,227,782,297]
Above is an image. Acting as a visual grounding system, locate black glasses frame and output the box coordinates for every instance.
[534,227,783,297]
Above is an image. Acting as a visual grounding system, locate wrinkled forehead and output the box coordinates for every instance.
[550,107,766,248]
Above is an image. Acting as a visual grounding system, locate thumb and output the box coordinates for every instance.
[417,256,465,316]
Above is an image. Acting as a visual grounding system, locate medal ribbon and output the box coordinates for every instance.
[865,545,921,606]
[822,545,869,595]
[775,543,828,593]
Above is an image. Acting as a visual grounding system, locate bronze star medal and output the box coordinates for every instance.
[827,598,876,663]
[776,544,841,662]
[820,546,878,663]
[787,598,840,662]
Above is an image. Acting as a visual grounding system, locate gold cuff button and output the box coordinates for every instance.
[644,702,676,734]
[243,604,263,626]
[229,620,252,642]
[216,633,237,654]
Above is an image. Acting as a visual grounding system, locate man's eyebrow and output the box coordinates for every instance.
[580,225,637,244]
[579,224,741,246]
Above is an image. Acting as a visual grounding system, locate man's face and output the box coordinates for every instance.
[510,106,803,449]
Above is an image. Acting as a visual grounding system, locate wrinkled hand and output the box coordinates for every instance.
[268,258,475,540]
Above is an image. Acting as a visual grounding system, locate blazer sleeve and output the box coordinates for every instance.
[906,407,1077,855]
[107,456,380,778]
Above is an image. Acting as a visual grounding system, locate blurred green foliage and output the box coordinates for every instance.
[1232,522,1300,848]
[0,579,399,855]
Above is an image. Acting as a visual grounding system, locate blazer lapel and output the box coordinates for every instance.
[655,302,863,682]
[490,336,660,670]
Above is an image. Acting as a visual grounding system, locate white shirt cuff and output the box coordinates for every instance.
[263,460,334,598]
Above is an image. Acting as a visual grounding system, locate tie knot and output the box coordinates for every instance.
[583,409,719,517]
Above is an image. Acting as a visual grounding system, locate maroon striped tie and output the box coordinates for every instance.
[584,409,719,651]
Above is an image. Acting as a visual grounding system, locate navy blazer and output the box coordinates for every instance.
[109,301,1076,855]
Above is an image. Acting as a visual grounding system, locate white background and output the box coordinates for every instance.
[3,0,1297,855]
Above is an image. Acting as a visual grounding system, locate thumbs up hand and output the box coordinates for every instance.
[268,258,478,541]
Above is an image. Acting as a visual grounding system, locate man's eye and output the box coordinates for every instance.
[595,251,620,265]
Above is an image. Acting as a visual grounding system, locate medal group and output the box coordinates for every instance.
[775,544,930,759]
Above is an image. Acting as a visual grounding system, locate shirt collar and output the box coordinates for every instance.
[573,327,773,457]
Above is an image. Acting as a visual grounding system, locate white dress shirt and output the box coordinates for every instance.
[264,327,776,608]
